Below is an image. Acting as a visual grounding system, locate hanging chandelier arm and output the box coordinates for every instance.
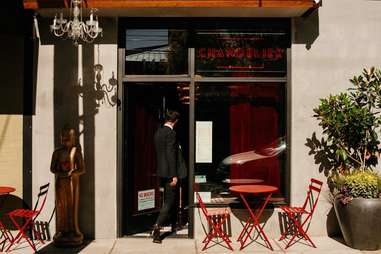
[82,31,95,43]
[53,28,66,37]
[82,24,101,40]
[62,21,72,33]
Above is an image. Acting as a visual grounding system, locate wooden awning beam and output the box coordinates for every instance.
[24,0,319,10]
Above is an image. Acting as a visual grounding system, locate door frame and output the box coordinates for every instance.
[117,47,196,238]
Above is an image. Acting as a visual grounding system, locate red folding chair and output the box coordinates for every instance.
[279,178,323,249]
[196,192,233,251]
[5,183,50,252]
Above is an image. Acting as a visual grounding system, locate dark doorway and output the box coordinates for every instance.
[123,82,189,235]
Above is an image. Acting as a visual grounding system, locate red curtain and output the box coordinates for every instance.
[132,105,160,214]
[229,85,281,190]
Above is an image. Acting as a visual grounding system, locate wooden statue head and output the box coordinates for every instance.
[60,127,76,149]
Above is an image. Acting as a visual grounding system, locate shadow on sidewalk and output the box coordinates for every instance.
[37,240,92,254]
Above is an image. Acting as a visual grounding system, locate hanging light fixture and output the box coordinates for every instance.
[50,0,103,46]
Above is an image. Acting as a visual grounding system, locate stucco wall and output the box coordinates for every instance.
[0,115,23,198]
[291,0,381,236]
[33,18,118,239]
[32,44,55,227]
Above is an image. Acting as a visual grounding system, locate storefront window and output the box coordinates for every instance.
[125,29,189,75]
[195,30,288,77]
[194,83,287,203]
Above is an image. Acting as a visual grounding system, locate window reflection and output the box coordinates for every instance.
[125,29,188,75]
[221,137,286,166]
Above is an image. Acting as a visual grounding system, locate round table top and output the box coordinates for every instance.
[223,178,264,185]
[229,185,278,194]
[0,186,16,195]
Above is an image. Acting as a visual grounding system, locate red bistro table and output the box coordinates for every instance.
[229,184,278,250]
[0,187,15,196]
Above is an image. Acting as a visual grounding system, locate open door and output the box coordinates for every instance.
[123,82,189,235]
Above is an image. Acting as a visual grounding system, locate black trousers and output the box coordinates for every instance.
[155,178,178,227]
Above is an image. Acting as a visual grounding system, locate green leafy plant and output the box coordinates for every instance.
[313,67,381,202]
[332,171,381,204]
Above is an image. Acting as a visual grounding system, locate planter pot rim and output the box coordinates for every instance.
[333,196,381,201]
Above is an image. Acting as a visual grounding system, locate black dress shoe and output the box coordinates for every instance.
[152,224,161,244]
[153,237,162,244]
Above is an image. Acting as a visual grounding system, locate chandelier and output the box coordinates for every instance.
[50,0,103,46]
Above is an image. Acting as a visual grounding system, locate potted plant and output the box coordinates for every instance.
[313,67,381,250]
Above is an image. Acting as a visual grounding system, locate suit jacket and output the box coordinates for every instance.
[154,125,178,178]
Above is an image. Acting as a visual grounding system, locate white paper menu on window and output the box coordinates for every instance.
[196,121,213,163]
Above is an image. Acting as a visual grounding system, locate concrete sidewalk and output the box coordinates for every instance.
[80,237,381,254]
[8,236,379,254]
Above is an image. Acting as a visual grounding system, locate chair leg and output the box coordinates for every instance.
[279,212,294,240]
[284,214,300,249]
[0,219,14,251]
[284,214,316,249]
[201,215,233,251]
[211,216,233,251]
[202,227,213,243]
[31,221,45,245]
[6,215,37,253]
[297,215,317,248]
[240,222,255,249]
[202,226,217,251]
[217,231,233,250]
[294,220,316,248]
[237,216,251,242]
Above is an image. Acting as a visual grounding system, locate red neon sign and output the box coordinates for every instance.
[197,47,284,60]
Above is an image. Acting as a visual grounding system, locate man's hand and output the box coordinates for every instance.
[170,176,178,187]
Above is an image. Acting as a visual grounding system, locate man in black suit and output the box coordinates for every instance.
[152,110,181,243]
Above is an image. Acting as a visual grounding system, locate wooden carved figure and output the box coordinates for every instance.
[50,127,85,247]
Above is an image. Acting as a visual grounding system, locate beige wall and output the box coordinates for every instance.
[0,115,23,198]
[32,44,56,225]
[290,0,381,235]
[93,44,118,238]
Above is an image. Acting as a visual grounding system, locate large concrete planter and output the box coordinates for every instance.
[334,198,381,250]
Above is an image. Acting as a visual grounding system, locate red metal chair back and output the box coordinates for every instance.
[301,178,323,215]
[195,192,209,217]
[32,183,50,217]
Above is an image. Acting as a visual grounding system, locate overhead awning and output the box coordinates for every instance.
[24,0,321,17]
